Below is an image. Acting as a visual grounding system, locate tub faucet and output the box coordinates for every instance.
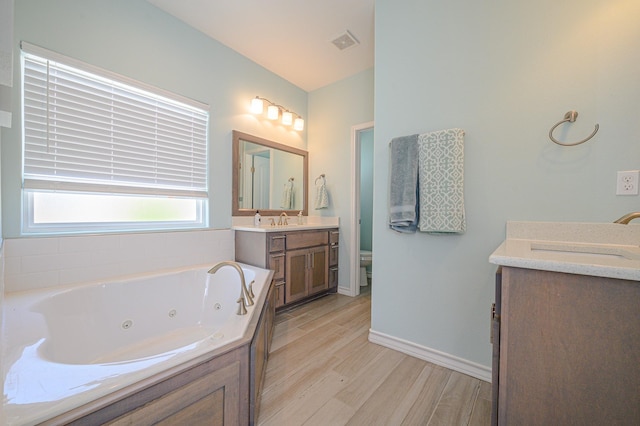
[207,261,254,315]
[278,212,289,226]
[614,212,640,224]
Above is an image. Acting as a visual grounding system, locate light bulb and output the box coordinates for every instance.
[294,117,304,131]
[267,105,279,120]
[282,111,293,126]
[250,97,263,114]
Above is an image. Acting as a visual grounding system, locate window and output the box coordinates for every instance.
[21,42,209,234]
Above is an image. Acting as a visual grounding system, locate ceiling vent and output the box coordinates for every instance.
[331,30,359,51]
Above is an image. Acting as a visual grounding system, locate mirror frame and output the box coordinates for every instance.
[232,130,309,216]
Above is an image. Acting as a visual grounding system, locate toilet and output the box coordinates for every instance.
[359,250,372,286]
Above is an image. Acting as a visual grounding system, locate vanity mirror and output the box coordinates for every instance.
[232,130,308,216]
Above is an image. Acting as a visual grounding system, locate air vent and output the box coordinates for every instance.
[331,30,359,51]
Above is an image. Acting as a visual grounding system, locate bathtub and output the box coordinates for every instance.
[2,262,273,425]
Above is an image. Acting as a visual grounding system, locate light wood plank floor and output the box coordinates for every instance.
[257,288,491,426]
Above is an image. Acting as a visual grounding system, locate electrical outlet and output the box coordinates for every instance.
[616,170,639,195]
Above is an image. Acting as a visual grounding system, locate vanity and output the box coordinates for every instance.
[231,130,340,310]
[489,221,640,425]
[234,223,339,310]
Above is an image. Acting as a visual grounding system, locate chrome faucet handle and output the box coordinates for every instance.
[208,261,253,313]
[248,280,256,299]
[243,278,254,306]
[236,297,248,315]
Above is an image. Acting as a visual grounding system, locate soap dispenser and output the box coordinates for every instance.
[297,211,304,225]
[254,210,261,226]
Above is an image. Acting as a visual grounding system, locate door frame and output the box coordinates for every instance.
[349,121,374,297]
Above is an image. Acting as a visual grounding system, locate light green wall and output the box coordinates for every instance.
[373,0,640,367]
[2,0,307,237]
[308,68,374,292]
[360,128,374,252]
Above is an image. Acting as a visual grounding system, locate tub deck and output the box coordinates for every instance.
[3,263,273,425]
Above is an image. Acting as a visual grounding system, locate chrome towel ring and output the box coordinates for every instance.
[548,110,599,147]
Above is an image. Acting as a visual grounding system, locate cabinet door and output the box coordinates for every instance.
[308,246,328,295]
[286,248,309,303]
[274,281,286,308]
[498,267,640,425]
[329,266,339,290]
[269,253,285,281]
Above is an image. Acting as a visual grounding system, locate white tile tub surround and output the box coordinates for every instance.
[4,229,234,293]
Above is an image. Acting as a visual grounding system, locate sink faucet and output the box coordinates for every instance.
[207,261,254,315]
[614,212,640,225]
[277,212,289,226]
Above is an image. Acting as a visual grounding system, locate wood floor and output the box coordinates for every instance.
[257,288,492,426]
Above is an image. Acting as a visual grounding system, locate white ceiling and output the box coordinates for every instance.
[146,0,375,92]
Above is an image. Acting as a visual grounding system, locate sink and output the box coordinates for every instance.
[530,242,640,261]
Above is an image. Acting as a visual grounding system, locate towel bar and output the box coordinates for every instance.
[548,110,599,147]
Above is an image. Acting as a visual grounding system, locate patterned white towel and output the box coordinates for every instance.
[418,128,466,234]
[315,178,329,209]
[281,180,294,209]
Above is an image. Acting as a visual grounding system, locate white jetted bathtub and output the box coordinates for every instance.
[3,262,272,425]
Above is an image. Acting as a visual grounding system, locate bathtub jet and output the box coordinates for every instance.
[208,260,254,314]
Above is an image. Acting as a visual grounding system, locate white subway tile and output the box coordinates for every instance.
[22,252,92,274]
[4,255,21,276]
[59,264,116,286]
[5,270,60,293]
[5,229,236,291]
[58,234,120,254]
[5,237,59,258]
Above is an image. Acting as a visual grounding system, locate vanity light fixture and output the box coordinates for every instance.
[282,110,293,126]
[249,96,304,131]
[250,97,264,114]
[267,104,279,120]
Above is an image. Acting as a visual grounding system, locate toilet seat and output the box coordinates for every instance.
[359,250,372,287]
[360,250,372,262]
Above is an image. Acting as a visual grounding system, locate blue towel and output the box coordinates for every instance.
[388,134,419,233]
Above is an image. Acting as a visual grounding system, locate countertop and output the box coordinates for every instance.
[232,216,339,233]
[489,221,640,281]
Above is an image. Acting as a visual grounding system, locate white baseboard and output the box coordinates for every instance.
[368,329,492,382]
[337,286,356,296]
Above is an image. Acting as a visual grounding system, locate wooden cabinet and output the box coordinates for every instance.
[492,266,640,425]
[329,230,339,290]
[285,245,328,303]
[236,228,338,310]
[250,280,275,424]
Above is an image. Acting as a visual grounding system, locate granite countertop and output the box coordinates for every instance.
[489,221,640,281]
[232,216,339,233]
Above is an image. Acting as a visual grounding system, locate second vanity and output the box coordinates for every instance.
[234,218,339,310]
[489,221,640,425]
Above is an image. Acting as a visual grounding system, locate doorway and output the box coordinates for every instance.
[350,122,374,296]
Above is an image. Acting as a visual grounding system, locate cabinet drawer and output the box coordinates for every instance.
[329,230,339,245]
[329,244,338,267]
[269,253,285,280]
[329,266,339,289]
[267,234,286,253]
[286,230,328,250]
[274,281,286,308]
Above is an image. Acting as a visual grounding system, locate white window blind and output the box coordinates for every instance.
[22,42,209,198]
